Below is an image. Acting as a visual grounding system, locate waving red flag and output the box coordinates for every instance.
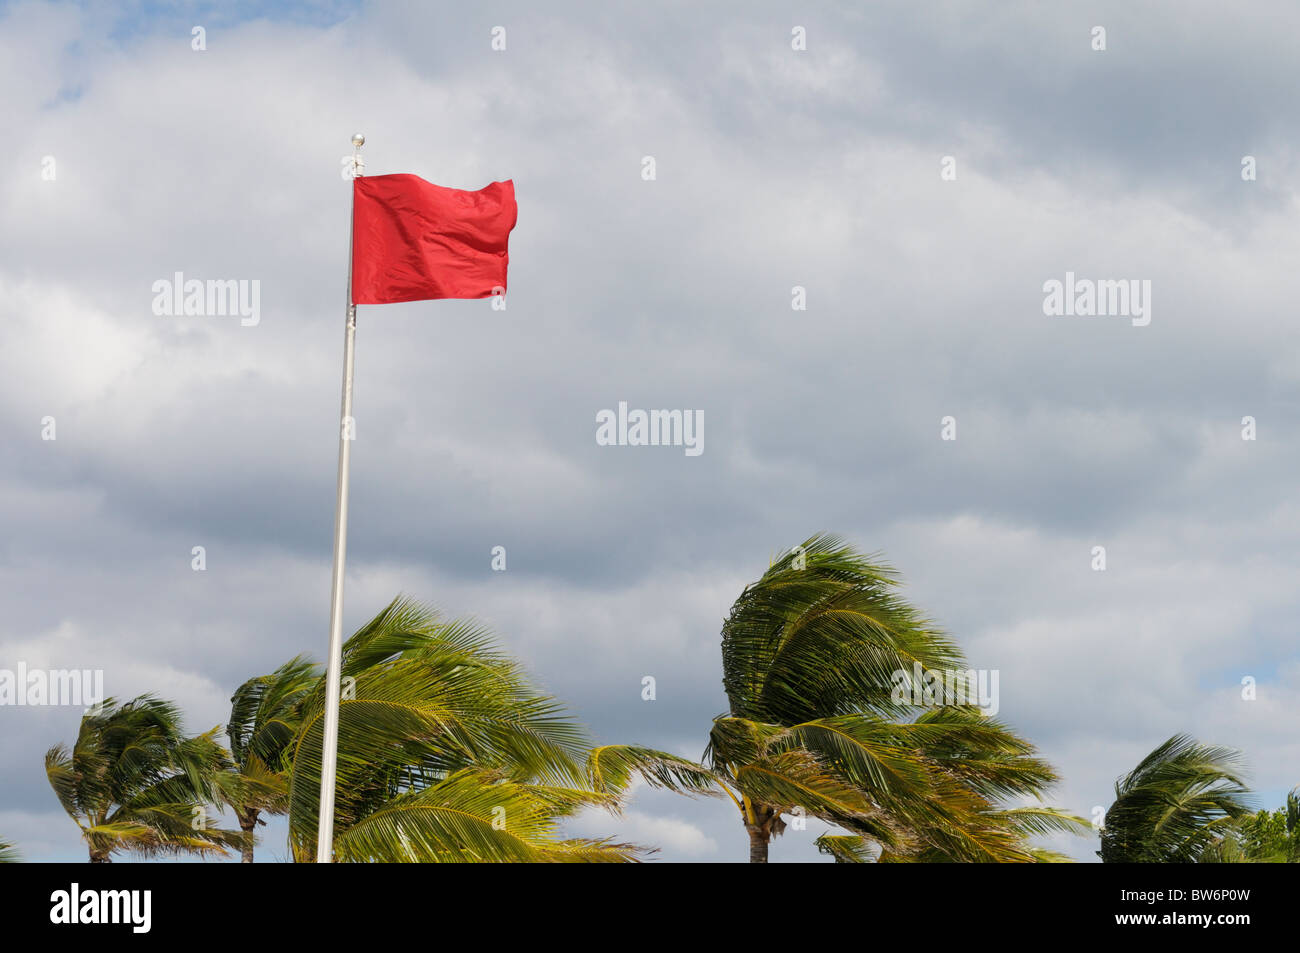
[351,174,517,304]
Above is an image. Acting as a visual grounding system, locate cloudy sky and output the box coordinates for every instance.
[2,0,1298,863]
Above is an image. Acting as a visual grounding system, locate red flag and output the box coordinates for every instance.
[351,174,517,305]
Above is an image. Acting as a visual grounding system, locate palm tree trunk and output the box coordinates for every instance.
[89,850,110,863]
[747,826,770,863]
[239,809,259,863]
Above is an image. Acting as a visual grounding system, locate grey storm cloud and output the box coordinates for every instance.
[0,0,1297,862]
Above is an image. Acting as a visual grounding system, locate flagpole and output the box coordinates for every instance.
[317,132,365,863]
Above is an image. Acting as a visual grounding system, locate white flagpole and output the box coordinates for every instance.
[317,132,365,863]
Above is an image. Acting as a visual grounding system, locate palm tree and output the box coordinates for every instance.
[698,535,1086,862]
[0,838,18,863]
[283,598,652,861]
[45,695,242,862]
[219,656,320,862]
[1099,734,1251,862]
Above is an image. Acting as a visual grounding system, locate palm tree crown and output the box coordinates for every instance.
[285,598,650,861]
[706,535,1085,861]
[45,695,241,862]
[220,655,320,861]
[1100,734,1251,862]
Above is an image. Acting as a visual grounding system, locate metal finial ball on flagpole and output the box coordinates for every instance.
[350,135,366,179]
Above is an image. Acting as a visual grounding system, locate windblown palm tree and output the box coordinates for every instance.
[659,535,1086,862]
[220,656,320,862]
[0,838,18,863]
[45,695,242,862]
[1099,734,1251,862]
[284,598,651,862]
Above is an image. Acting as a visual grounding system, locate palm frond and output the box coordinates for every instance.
[815,834,874,862]
[330,768,645,863]
[586,745,726,802]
